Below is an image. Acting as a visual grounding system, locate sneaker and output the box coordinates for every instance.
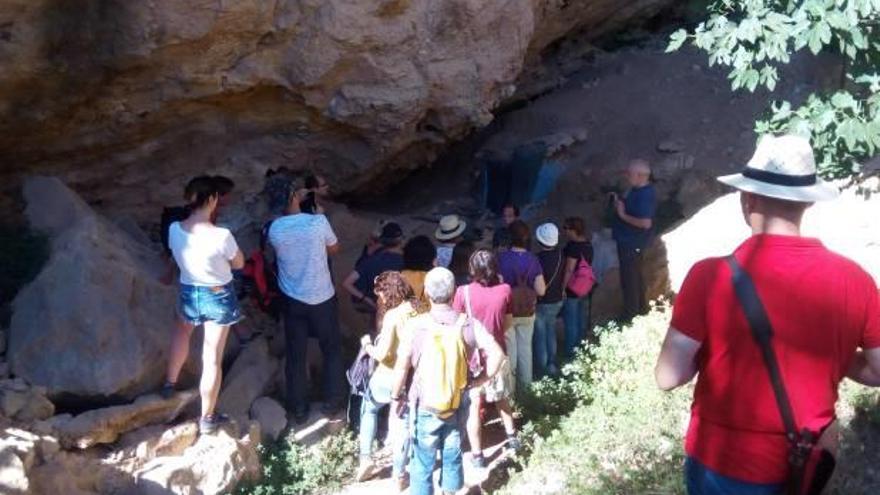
[355,459,375,482]
[198,413,230,435]
[471,453,486,469]
[159,381,177,400]
[292,405,310,425]
[395,474,409,492]
[321,400,344,417]
[506,434,522,452]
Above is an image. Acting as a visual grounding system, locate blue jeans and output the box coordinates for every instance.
[533,301,563,379]
[562,296,589,359]
[358,376,410,478]
[685,457,783,495]
[410,407,464,495]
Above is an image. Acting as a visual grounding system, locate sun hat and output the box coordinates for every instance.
[379,222,404,245]
[717,134,839,202]
[435,214,467,241]
[535,223,559,247]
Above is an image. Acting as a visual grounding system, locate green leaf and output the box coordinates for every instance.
[831,92,858,110]
[807,27,824,54]
[666,29,688,53]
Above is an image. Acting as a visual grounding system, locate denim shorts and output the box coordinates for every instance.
[177,283,243,326]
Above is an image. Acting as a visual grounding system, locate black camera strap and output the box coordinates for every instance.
[726,255,813,495]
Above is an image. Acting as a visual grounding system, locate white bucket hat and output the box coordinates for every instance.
[435,214,467,241]
[717,134,839,202]
[535,223,559,247]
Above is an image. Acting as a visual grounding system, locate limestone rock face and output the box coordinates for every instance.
[0,0,671,217]
[8,177,177,401]
[663,178,880,292]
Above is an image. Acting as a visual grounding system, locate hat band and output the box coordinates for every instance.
[743,167,817,187]
[439,225,462,235]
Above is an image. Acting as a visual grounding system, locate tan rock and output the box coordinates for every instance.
[0,380,55,422]
[0,446,29,494]
[55,391,197,449]
[134,422,261,495]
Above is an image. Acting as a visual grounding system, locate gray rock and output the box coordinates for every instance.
[0,380,55,422]
[217,337,279,424]
[250,396,288,443]
[9,177,182,401]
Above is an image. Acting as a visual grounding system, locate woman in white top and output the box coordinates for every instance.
[163,176,245,434]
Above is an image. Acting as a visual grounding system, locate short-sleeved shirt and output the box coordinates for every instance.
[354,250,404,302]
[612,184,656,249]
[563,241,594,297]
[671,234,880,483]
[453,282,512,348]
[168,222,239,286]
[401,270,429,309]
[536,249,565,304]
[371,301,419,379]
[436,244,455,268]
[268,213,338,305]
[498,250,542,289]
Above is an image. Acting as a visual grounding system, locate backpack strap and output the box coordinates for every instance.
[726,255,813,494]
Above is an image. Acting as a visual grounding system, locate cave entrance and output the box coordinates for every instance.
[480,142,567,213]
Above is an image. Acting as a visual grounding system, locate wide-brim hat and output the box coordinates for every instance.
[535,222,559,247]
[717,134,839,202]
[435,214,467,241]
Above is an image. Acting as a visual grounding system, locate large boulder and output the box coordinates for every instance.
[249,396,287,444]
[8,177,178,401]
[663,177,880,292]
[0,0,672,218]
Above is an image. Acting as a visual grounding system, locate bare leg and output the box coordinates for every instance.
[200,321,231,417]
[466,388,483,457]
[496,399,516,435]
[166,318,195,384]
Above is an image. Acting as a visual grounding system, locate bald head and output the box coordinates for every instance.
[625,159,651,187]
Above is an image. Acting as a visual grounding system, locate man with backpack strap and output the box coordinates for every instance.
[655,135,880,495]
[392,267,506,495]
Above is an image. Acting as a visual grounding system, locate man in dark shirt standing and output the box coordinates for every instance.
[612,159,656,320]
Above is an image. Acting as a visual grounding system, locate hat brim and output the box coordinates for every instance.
[536,235,558,247]
[717,173,839,202]
[435,222,466,241]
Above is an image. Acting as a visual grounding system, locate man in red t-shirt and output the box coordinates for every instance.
[655,135,880,494]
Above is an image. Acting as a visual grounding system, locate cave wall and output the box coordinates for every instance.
[0,0,671,218]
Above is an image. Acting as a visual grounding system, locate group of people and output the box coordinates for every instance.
[148,134,880,495]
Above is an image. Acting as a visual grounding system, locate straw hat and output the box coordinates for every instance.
[717,134,839,202]
[435,214,467,241]
[535,223,559,247]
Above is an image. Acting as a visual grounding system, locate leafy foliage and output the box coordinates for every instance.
[502,306,692,495]
[236,431,357,495]
[501,305,880,495]
[668,0,880,178]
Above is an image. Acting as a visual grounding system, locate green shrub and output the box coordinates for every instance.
[502,307,694,495]
[503,306,880,495]
[236,431,357,495]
